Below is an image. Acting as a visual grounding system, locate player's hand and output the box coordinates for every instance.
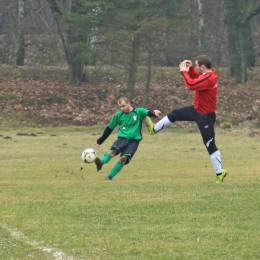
[153,110,161,117]
[179,61,189,72]
[94,142,100,146]
[182,60,192,67]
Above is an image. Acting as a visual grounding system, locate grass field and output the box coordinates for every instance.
[1,125,260,260]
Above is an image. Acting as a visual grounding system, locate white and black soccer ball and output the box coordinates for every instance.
[82,148,97,163]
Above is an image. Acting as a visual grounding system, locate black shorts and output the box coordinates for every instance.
[111,138,139,165]
[167,105,218,155]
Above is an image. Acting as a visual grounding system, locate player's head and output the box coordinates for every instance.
[195,55,212,70]
[118,97,132,113]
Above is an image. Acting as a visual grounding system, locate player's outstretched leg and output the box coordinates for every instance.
[146,115,173,134]
[145,116,155,135]
[105,161,124,180]
[94,153,112,172]
[216,169,227,184]
[94,157,103,171]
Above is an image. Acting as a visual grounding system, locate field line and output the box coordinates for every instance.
[1,222,74,260]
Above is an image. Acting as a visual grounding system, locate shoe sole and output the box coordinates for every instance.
[95,158,103,171]
[222,171,227,182]
[216,171,227,183]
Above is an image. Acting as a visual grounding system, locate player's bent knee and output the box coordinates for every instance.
[203,137,218,155]
[119,156,128,164]
[109,149,117,157]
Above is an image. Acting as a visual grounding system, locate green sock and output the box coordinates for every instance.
[107,161,124,179]
[101,153,112,164]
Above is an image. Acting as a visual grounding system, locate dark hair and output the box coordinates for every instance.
[118,97,130,104]
[195,55,211,69]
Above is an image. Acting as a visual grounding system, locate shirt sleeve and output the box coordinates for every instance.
[181,71,213,91]
[188,66,200,78]
[96,112,119,145]
[107,112,120,130]
[147,110,157,117]
[135,107,151,119]
[96,126,113,145]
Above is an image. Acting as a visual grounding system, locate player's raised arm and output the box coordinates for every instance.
[179,61,189,72]
[182,60,193,67]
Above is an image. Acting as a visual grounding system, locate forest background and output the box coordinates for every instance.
[1,0,260,128]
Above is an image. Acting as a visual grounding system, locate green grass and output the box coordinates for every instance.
[0,93,17,102]
[0,113,38,128]
[1,126,260,259]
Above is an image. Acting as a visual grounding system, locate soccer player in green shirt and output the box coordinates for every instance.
[94,97,161,180]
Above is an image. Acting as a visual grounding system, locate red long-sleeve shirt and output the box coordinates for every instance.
[181,66,218,114]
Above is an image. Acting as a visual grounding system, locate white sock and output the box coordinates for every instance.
[210,150,222,174]
[154,116,172,132]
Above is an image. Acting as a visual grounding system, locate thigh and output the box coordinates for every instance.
[167,105,196,122]
[111,138,128,155]
[112,139,139,165]
[198,121,215,144]
[121,140,139,165]
[111,138,139,156]
[196,112,218,154]
[196,112,216,135]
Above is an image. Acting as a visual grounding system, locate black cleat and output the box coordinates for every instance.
[95,157,103,171]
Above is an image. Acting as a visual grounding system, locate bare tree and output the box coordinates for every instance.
[45,0,75,83]
[141,46,152,107]
[16,0,25,65]
[197,0,204,54]
[224,0,260,83]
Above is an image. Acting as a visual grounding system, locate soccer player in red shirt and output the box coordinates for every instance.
[146,55,227,183]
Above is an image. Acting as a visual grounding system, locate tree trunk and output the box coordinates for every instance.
[142,50,152,107]
[224,0,260,83]
[225,0,247,83]
[224,0,238,77]
[197,0,204,54]
[235,26,247,83]
[244,22,255,67]
[227,18,253,83]
[46,0,76,85]
[16,0,25,66]
[126,34,140,102]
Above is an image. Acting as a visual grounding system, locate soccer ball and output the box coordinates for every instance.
[82,148,97,163]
